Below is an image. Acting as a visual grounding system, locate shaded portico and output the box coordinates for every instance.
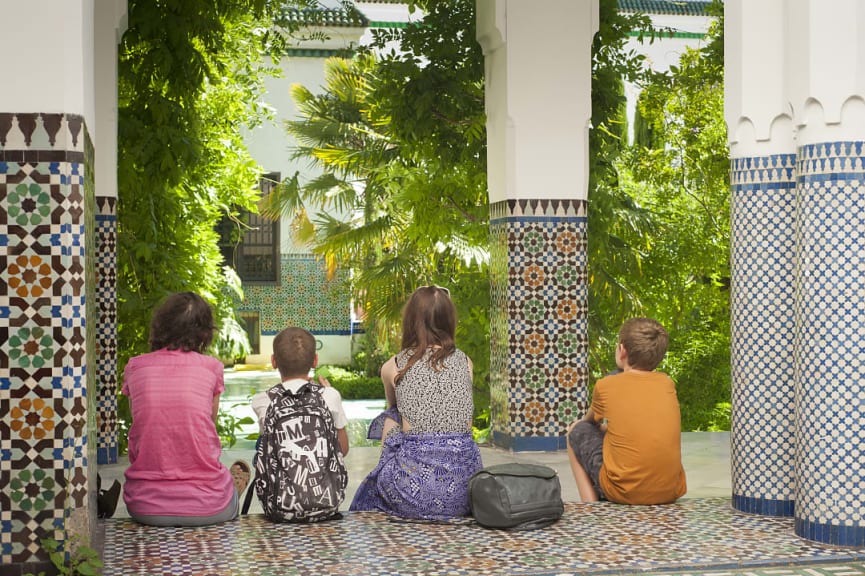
[2,1,865,573]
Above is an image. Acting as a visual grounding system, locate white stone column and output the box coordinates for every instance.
[786,0,865,546]
[477,0,597,450]
[725,0,797,517]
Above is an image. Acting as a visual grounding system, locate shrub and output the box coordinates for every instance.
[318,365,384,400]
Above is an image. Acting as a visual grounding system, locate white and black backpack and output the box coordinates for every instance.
[253,381,347,522]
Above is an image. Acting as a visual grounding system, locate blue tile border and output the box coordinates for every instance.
[732,181,797,192]
[490,215,588,225]
[492,430,567,451]
[733,494,795,517]
[97,446,117,466]
[797,518,865,547]
[798,172,865,183]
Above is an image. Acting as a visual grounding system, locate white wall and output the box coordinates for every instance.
[356,1,424,51]
[94,0,127,198]
[0,0,95,131]
[244,55,327,239]
[477,0,597,203]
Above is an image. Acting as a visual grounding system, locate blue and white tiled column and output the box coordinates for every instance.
[489,200,588,451]
[793,141,865,545]
[726,0,799,520]
[727,0,865,544]
[729,155,797,516]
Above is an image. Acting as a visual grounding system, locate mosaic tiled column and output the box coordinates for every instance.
[793,141,865,545]
[729,155,797,516]
[0,113,96,568]
[95,197,118,464]
[478,0,595,451]
[489,200,588,451]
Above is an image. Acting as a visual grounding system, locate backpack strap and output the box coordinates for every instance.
[267,380,319,402]
[265,382,287,403]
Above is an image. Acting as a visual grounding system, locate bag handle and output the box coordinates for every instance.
[471,463,558,480]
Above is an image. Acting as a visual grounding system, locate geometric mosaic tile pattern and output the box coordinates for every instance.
[0,112,94,566]
[489,199,588,452]
[102,498,865,576]
[729,154,797,516]
[793,141,865,545]
[95,196,117,465]
[241,254,352,336]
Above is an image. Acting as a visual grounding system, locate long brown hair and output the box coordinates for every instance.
[394,286,456,384]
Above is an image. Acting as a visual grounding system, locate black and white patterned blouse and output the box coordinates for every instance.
[394,347,474,433]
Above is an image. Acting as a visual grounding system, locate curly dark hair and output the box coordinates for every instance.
[149,292,217,353]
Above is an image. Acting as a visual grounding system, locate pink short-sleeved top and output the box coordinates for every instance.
[122,348,233,517]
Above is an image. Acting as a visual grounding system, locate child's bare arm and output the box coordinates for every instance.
[381,357,398,408]
[336,427,350,456]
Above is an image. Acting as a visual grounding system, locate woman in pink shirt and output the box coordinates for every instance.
[122,292,250,526]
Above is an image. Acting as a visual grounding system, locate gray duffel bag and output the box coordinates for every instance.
[468,463,564,530]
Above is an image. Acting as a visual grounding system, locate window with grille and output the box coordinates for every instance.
[218,173,281,284]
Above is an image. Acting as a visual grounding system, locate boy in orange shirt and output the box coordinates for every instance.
[566,318,687,504]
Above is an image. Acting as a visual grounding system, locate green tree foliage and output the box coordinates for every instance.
[115,0,318,451]
[615,0,730,429]
[116,0,303,365]
[361,0,491,409]
[586,0,660,370]
[269,0,729,430]
[264,4,491,412]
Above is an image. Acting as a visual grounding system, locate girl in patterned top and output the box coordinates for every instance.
[350,286,482,520]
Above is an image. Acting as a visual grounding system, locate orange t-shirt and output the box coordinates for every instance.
[591,370,687,505]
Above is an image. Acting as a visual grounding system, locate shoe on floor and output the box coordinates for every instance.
[97,477,122,519]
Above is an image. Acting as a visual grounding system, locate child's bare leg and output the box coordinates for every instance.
[567,431,599,502]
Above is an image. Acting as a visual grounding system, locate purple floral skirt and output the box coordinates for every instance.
[349,431,482,521]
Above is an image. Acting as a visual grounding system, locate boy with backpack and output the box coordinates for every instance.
[566,317,687,505]
[250,327,349,522]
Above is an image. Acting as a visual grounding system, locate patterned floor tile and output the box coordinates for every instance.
[102,498,865,576]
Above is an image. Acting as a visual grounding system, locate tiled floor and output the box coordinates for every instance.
[101,498,865,576]
[98,433,865,575]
